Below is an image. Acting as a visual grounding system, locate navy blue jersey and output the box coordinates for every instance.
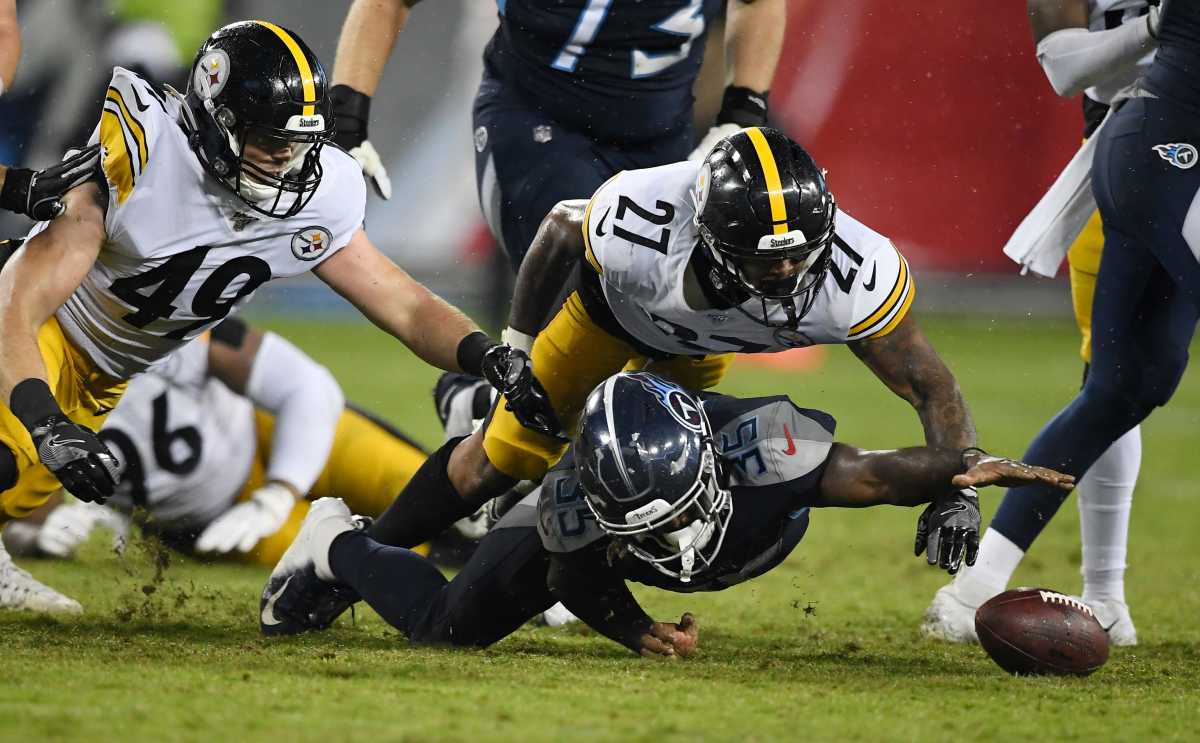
[1144,1,1200,115]
[486,0,725,142]
[535,393,836,593]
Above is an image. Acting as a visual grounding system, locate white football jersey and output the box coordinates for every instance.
[1086,0,1156,105]
[100,336,256,531]
[582,161,914,356]
[47,67,366,378]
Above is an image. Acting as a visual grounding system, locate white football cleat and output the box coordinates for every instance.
[0,541,82,614]
[1080,597,1138,647]
[921,582,981,643]
[541,602,579,628]
[259,497,362,636]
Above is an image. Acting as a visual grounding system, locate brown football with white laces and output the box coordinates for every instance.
[975,587,1110,676]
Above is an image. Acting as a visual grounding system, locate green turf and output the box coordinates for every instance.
[2,313,1197,742]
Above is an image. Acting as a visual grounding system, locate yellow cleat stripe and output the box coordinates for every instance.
[255,21,316,117]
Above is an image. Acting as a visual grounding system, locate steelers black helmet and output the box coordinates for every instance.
[574,372,732,584]
[184,21,333,218]
[694,127,837,328]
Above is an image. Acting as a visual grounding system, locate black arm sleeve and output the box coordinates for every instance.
[546,548,653,654]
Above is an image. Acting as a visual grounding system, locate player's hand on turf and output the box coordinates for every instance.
[195,482,297,555]
[639,613,699,659]
[37,498,130,558]
[0,144,102,221]
[481,344,566,441]
[915,489,980,575]
[951,455,1075,492]
[30,414,120,504]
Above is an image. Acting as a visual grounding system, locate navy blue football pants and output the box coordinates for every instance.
[992,97,1200,550]
[472,69,693,268]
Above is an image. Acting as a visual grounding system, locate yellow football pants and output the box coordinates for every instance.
[0,318,127,523]
[483,291,733,480]
[235,406,428,566]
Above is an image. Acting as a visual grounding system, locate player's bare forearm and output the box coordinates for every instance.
[315,230,479,373]
[333,0,410,95]
[508,200,588,336]
[0,0,19,92]
[725,0,786,91]
[815,442,1074,508]
[0,185,105,400]
[848,314,976,450]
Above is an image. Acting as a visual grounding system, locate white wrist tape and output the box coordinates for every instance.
[246,332,344,494]
[1036,22,1154,98]
[501,326,535,354]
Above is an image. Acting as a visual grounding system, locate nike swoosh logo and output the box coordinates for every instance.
[863,264,877,292]
[939,502,968,517]
[781,424,797,456]
[261,575,293,626]
[128,85,150,112]
[595,207,611,237]
[45,435,86,448]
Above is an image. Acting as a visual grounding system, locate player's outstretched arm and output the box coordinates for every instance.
[316,228,564,437]
[815,444,1075,510]
[848,313,976,450]
[0,184,120,503]
[506,200,588,348]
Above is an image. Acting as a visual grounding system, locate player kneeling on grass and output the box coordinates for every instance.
[259,372,1072,657]
[2,318,430,595]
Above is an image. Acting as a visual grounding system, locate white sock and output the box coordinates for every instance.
[1078,425,1140,605]
[951,529,1025,607]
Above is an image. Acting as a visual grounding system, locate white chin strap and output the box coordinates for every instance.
[663,519,715,583]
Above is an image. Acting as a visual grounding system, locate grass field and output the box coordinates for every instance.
[1,313,1197,742]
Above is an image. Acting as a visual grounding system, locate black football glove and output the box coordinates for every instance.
[480,344,566,441]
[914,488,980,575]
[0,144,102,221]
[330,84,391,199]
[30,414,120,504]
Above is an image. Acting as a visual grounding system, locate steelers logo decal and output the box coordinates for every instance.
[695,163,712,213]
[291,226,332,261]
[773,327,813,348]
[194,49,231,101]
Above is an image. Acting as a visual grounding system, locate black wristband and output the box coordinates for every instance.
[960,446,988,472]
[716,85,769,128]
[330,84,371,136]
[10,378,62,431]
[456,331,497,377]
[0,168,31,215]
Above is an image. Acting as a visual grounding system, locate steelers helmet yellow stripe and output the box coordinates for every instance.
[744,127,789,235]
[254,20,316,116]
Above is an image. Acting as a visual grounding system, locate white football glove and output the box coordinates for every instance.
[348,140,393,200]
[688,122,743,162]
[195,482,297,555]
[37,499,130,558]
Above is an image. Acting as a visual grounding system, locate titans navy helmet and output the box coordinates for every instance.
[574,372,732,583]
[695,127,837,328]
[184,21,333,218]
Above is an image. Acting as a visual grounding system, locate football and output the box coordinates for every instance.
[975,588,1110,676]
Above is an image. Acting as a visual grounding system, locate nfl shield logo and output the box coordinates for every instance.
[291,226,332,261]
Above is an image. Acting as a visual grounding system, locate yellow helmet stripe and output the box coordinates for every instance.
[744,127,789,235]
[254,20,316,116]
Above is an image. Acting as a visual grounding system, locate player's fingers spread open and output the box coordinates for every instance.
[640,635,676,658]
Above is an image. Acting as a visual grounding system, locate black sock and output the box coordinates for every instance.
[368,436,480,548]
[328,530,448,635]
